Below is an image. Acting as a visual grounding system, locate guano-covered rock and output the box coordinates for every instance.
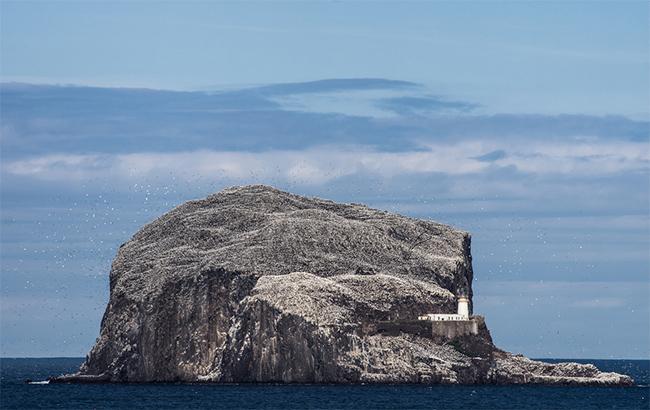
[51,185,633,386]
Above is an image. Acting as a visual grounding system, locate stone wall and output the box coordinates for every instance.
[431,320,478,339]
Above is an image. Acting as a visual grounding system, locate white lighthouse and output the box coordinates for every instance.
[418,296,471,321]
[457,296,470,319]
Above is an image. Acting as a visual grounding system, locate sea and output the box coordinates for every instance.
[0,358,647,409]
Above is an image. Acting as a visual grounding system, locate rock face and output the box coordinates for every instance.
[53,185,633,385]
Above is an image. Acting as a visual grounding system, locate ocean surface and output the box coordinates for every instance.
[0,358,647,409]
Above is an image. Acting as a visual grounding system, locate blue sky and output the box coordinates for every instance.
[1,1,649,359]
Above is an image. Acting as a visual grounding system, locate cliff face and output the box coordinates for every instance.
[54,185,632,385]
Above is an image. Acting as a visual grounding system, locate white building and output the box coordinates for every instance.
[418,296,470,321]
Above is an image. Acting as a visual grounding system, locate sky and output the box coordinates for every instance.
[0,1,649,359]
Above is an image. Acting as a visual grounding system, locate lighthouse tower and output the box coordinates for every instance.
[416,295,473,321]
[457,296,470,319]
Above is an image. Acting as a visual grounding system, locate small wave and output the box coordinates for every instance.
[28,380,50,385]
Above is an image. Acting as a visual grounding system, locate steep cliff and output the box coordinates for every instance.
[52,185,632,386]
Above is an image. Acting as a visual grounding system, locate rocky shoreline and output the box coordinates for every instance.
[50,185,633,386]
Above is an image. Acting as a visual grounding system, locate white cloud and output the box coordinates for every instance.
[494,141,650,175]
[3,140,648,186]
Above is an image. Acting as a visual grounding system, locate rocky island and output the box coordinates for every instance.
[52,185,633,385]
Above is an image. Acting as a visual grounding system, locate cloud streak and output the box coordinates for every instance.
[2,83,648,160]
[239,78,419,96]
[377,95,480,115]
[4,139,647,185]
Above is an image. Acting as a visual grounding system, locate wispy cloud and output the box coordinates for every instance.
[2,83,647,160]
[377,95,479,115]
[4,139,647,185]
[473,150,508,162]
[241,78,419,96]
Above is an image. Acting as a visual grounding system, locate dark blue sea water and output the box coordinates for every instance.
[1,358,647,409]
